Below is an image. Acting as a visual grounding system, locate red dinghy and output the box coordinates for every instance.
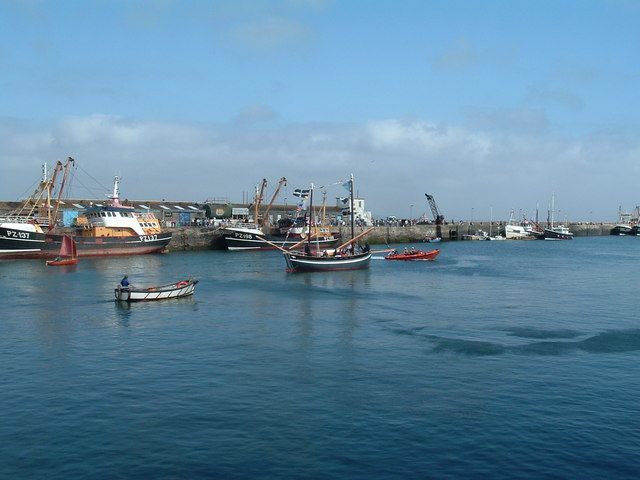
[46,235,78,266]
[385,248,440,261]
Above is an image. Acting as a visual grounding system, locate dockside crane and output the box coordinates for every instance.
[425,193,445,238]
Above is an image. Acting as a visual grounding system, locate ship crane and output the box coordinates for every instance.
[261,177,287,226]
[248,179,268,224]
[425,193,445,239]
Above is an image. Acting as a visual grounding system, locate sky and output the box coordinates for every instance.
[0,0,639,221]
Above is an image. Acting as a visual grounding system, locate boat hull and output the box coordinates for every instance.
[385,249,440,261]
[284,251,371,272]
[115,280,198,302]
[505,225,537,240]
[543,228,574,240]
[0,226,172,259]
[46,258,78,266]
[610,225,632,235]
[223,228,338,251]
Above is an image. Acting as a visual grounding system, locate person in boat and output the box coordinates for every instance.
[120,275,130,289]
[304,243,311,255]
[362,243,370,253]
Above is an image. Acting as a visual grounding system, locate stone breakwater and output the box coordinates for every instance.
[165,223,616,251]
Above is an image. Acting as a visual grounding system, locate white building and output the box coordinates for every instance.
[336,197,372,226]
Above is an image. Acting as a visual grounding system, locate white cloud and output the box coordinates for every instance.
[0,115,638,220]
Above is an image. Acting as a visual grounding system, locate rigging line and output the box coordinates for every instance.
[72,174,106,199]
[12,171,41,202]
[62,167,78,201]
[316,179,345,189]
[77,164,110,192]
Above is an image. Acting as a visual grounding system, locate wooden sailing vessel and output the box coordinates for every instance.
[282,174,372,272]
[45,235,78,266]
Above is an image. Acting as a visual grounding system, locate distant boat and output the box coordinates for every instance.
[543,194,573,240]
[543,225,574,240]
[423,236,441,243]
[45,235,78,266]
[114,279,198,302]
[462,230,489,241]
[610,208,632,235]
[385,248,440,261]
[505,211,539,240]
[610,225,632,236]
[485,207,505,240]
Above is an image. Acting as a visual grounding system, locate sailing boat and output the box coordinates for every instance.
[543,194,573,240]
[46,235,78,266]
[282,174,373,272]
[486,206,506,240]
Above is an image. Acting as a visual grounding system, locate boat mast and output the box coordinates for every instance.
[306,183,314,253]
[44,161,63,226]
[254,179,267,226]
[321,190,327,225]
[349,173,355,241]
[489,206,493,236]
[49,157,75,231]
[262,177,287,227]
[551,193,555,228]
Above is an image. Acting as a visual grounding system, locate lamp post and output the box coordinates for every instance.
[410,204,414,221]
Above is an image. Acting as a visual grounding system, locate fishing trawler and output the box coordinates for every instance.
[221,177,338,251]
[0,158,172,259]
[610,207,632,235]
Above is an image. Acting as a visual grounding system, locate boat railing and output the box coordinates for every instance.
[133,212,159,220]
[0,215,50,226]
[223,221,261,230]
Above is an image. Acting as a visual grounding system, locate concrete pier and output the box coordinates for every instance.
[165,222,617,251]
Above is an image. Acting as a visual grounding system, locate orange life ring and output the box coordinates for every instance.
[177,281,189,287]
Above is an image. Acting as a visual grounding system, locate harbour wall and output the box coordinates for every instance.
[165,222,617,251]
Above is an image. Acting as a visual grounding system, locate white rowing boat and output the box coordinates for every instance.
[114,279,198,302]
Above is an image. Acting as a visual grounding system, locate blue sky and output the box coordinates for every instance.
[1,0,639,220]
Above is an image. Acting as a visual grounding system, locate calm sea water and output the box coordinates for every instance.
[2,237,640,479]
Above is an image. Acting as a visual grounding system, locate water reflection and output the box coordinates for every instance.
[113,301,132,327]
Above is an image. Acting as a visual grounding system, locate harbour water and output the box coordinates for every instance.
[2,237,640,478]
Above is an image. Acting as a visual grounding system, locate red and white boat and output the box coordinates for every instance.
[385,248,440,261]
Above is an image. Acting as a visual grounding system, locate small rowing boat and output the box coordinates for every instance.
[385,248,440,261]
[114,279,198,302]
